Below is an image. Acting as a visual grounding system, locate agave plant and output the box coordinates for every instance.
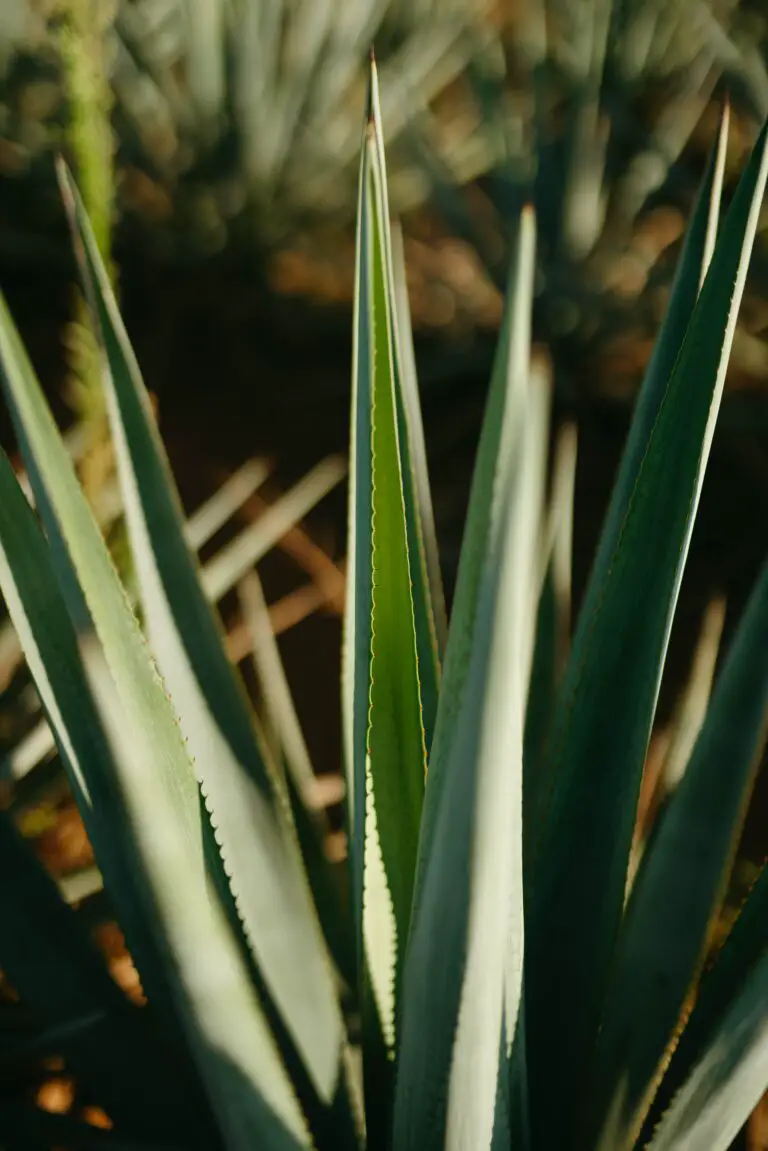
[0,0,503,236]
[0,55,768,1151]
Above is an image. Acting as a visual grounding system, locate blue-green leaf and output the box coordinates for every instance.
[589,557,768,1147]
[523,419,577,856]
[413,205,539,921]
[0,292,309,1150]
[524,109,767,1147]
[59,161,344,1106]
[394,208,548,1151]
[648,945,768,1151]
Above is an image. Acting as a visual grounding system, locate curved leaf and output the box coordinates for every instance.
[0,293,308,1150]
[59,161,344,1106]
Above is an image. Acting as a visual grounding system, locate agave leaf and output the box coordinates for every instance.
[237,570,317,802]
[393,207,546,1151]
[523,419,578,852]
[1,457,315,790]
[659,594,727,796]
[539,94,730,778]
[647,945,768,1151]
[58,161,344,1106]
[589,557,768,1147]
[524,110,767,1146]
[412,200,538,922]
[644,594,768,1136]
[238,571,356,991]
[0,804,204,1146]
[627,593,728,886]
[0,456,271,727]
[390,219,447,750]
[0,295,308,1150]
[281,764,357,1003]
[0,446,220,1147]
[343,79,374,967]
[345,58,427,1062]
[505,995,532,1151]
[523,569,557,829]
[342,103,393,1140]
[364,62,427,986]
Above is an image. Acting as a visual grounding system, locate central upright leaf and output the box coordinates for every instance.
[343,60,429,1134]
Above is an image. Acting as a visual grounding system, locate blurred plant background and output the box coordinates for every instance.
[1,0,768,1145]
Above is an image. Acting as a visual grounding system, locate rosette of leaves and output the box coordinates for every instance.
[0,54,766,1151]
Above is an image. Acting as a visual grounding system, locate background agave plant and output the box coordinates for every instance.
[0,48,768,1151]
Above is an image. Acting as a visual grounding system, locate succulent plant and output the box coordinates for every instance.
[0,55,767,1151]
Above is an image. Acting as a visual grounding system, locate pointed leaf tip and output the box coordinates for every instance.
[367,48,381,125]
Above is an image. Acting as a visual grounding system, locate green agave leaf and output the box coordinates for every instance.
[659,594,727,797]
[491,1022,514,1151]
[0,295,308,1150]
[523,419,577,857]
[505,995,531,1150]
[0,804,203,1146]
[364,61,427,989]
[527,93,730,854]
[343,96,374,971]
[625,594,728,894]
[237,571,356,992]
[345,59,427,1075]
[524,109,767,1147]
[0,457,272,778]
[390,219,447,752]
[2,458,336,793]
[523,567,557,845]
[342,94,381,1151]
[393,207,547,1151]
[412,202,539,921]
[539,92,730,793]
[58,161,344,1107]
[281,765,357,1009]
[589,557,768,1147]
[0,445,222,1147]
[643,589,768,1138]
[237,570,317,799]
[647,945,768,1151]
